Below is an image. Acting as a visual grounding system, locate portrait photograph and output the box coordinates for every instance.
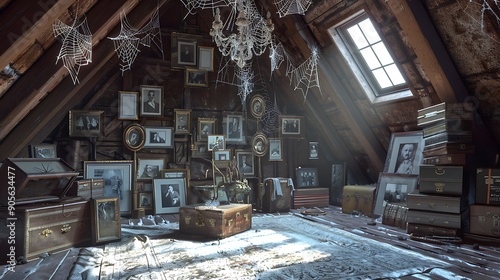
[84,160,134,214]
[69,110,104,137]
[123,124,145,151]
[208,134,225,151]
[29,143,57,158]
[269,139,282,161]
[249,94,265,119]
[153,178,186,214]
[140,85,163,117]
[197,118,216,141]
[174,109,191,134]
[373,173,419,216]
[224,112,244,144]
[144,127,173,148]
[383,131,424,175]
[178,41,196,66]
[170,32,202,69]
[91,197,121,244]
[279,115,304,138]
[137,158,165,180]
[309,142,319,160]
[252,133,268,157]
[185,69,208,87]
[236,150,254,176]
[118,91,139,120]
[137,192,153,210]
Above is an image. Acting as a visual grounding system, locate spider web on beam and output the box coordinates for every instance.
[460,0,500,44]
[108,8,164,74]
[273,0,312,18]
[179,0,230,17]
[53,16,92,84]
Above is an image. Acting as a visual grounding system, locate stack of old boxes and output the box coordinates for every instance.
[469,168,500,240]
[406,102,473,237]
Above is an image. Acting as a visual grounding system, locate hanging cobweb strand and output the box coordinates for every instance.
[108,9,163,74]
[289,50,322,101]
[462,0,500,31]
[179,0,230,18]
[273,0,312,18]
[53,16,92,84]
[236,63,255,107]
[269,38,285,79]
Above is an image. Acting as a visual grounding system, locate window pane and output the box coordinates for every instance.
[358,18,380,44]
[372,42,393,65]
[347,25,368,49]
[360,47,381,69]
[385,64,406,85]
[372,68,392,88]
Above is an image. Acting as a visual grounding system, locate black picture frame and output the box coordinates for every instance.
[296,167,319,188]
[383,131,424,175]
[171,32,202,69]
[330,162,346,206]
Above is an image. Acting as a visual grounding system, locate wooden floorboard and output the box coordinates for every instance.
[1,205,500,279]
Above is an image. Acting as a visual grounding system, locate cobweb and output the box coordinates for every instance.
[463,0,500,30]
[53,16,92,84]
[284,48,322,100]
[269,38,285,79]
[108,8,164,74]
[273,0,312,18]
[179,0,229,18]
[216,55,254,107]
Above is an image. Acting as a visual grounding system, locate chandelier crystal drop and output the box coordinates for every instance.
[209,0,274,69]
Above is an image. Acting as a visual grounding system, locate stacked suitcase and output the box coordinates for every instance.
[406,103,473,237]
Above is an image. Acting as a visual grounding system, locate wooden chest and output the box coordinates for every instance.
[342,185,376,216]
[407,209,468,230]
[407,192,468,214]
[179,204,252,238]
[469,204,500,238]
[419,165,463,196]
[417,102,473,127]
[475,168,500,205]
[0,199,91,263]
[258,178,293,213]
[293,188,329,209]
[68,178,105,200]
[407,223,461,237]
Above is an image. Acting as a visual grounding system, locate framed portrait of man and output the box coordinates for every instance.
[224,112,245,144]
[140,85,163,117]
[170,32,202,69]
[383,131,424,175]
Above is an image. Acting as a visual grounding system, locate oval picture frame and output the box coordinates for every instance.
[251,133,269,157]
[124,124,145,151]
[249,94,265,119]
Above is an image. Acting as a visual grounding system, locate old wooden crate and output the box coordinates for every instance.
[179,203,252,238]
[0,199,91,263]
[293,188,329,209]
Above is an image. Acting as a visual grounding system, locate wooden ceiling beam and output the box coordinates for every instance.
[0,0,169,160]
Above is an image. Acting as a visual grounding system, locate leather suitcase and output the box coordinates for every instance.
[469,204,500,238]
[407,223,461,237]
[407,209,468,230]
[424,131,472,147]
[68,178,105,200]
[179,203,252,238]
[0,199,91,263]
[419,165,463,196]
[422,143,475,157]
[475,168,500,205]
[422,119,472,138]
[422,154,466,165]
[407,192,468,214]
[258,178,293,213]
[293,188,329,209]
[342,185,376,216]
[417,102,473,127]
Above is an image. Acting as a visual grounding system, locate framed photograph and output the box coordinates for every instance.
[236,150,254,176]
[296,167,319,188]
[29,143,57,158]
[137,191,153,210]
[279,115,304,138]
[69,110,104,137]
[161,168,189,179]
[198,46,214,71]
[137,158,165,180]
[309,142,319,159]
[140,85,163,117]
[144,126,173,148]
[91,197,121,244]
[118,91,139,120]
[84,160,134,214]
[171,32,202,69]
[191,143,210,158]
[185,68,208,87]
[252,133,268,157]
[330,162,346,206]
[153,178,186,214]
[268,138,282,161]
[123,124,145,151]
[223,112,245,144]
[197,118,217,141]
[214,149,231,168]
[373,173,419,216]
[174,109,191,134]
[249,94,265,119]
[383,131,424,175]
[208,134,225,151]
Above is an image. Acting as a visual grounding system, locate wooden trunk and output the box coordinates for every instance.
[292,188,329,209]
[258,178,293,213]
[341,185,376,216]
[179,204,252,238]
[469,204,500,238]
[0,199,91,263]
[475,168,500,205]
[407,192,468,214]
[419,165,463,196]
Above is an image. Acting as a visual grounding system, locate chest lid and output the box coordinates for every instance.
[0,158,79,206]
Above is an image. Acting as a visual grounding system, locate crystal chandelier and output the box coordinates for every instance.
[209,0,274,69]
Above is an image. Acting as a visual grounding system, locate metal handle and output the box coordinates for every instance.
[61,224,71,233]
[435,168,446,175]
[40,229,53,237]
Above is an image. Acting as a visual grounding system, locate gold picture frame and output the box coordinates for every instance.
[123,124,145,152]
[91,197,121,245]
[171,32,203,69]
[174,109,191,134]
[197,118,217,142]
[185,68,208,87]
